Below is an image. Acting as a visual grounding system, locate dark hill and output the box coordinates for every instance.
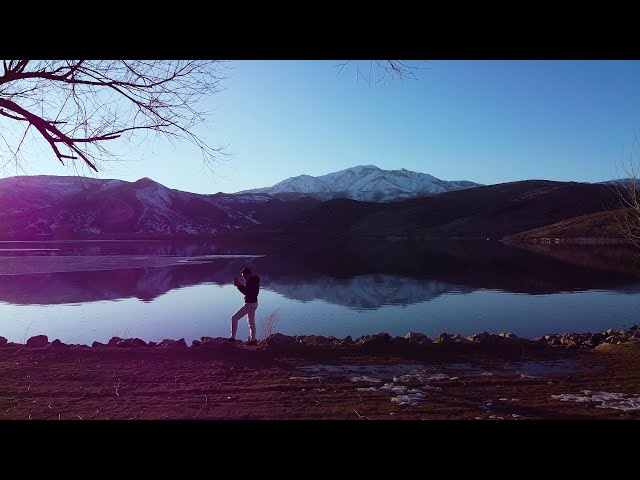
[260,180,622,241]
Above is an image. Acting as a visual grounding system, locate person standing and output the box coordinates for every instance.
[228,267,260,344]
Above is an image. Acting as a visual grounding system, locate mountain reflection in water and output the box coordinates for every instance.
[0,240,638,308]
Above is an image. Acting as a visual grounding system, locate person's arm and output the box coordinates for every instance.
[234,277,247,294]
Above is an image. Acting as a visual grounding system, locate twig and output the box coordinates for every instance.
[353,410,370,420]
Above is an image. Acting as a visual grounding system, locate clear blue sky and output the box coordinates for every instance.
[4,60,640,194]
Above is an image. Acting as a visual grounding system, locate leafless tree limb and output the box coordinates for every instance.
[614,133,640,250]
[333,60,429,87]
[0,60,227,173]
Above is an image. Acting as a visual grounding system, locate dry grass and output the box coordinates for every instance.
[258,309,280,341]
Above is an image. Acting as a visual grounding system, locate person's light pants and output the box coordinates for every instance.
[231,302,258,341]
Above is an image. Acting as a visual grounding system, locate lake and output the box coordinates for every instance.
[0,239,638,345]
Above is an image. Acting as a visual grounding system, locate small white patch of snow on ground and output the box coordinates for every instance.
[356,387,378,392]
[289,376,322,381]
[421,385,442,392]
[350,375,382,383]
[393,372,453,382]
[379,384,407,394]
[480,372,495,376]
[551,391,640,411]
[391,393,425,406]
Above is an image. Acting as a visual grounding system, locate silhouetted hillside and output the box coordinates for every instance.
[261,180,621,241]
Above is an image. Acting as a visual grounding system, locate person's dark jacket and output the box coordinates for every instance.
[237,275,260,303]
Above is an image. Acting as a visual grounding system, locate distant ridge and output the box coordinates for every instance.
[0,175,318,240]
[237,164,482,202]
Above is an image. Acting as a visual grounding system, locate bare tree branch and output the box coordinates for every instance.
[333,60,429,85]
[614,134,640,251]
[0,60,227,173]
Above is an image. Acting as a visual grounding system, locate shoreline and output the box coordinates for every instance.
[3,324,638,350]
[1,325,640,420]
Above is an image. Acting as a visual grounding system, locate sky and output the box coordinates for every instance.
[2,60,640,194]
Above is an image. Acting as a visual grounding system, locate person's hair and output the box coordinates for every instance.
[240,267,252,274]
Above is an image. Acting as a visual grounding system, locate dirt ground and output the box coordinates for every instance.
[2,337,640,421]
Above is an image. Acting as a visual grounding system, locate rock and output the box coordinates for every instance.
[355,332,392,346]
[192,340,202,347]
[451,335,469,343]
[434,333,455,344]
[116,338,147,348]
[148,341,157,347]
[392,336,407,345]
[499,332,518,338]
[92,341,107,348]
[26,335,48,347]
[341,336,353,344]
[560,335,578,347]
[108,336,124,347]
[300,335,335,346]
[404,332,428,343]
[263,333,295,346]
[0,336,8,346]
[49,339,64,348]
[468,332,492,343]
[157,338,187,348]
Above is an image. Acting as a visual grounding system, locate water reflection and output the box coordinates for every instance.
[0,240,638,308]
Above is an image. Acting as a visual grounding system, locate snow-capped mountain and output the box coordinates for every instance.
[238,165,482,202]
[0,175,318,240]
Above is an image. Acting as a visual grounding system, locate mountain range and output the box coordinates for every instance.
[0,165,630,242]
[238,164,481,202]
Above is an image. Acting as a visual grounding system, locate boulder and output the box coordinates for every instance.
[116,338,147,348]
[263,333,295,346]
[404,332,429,344]
[108,336,124,347]
[26,335,48,348]
[355,332,392,346]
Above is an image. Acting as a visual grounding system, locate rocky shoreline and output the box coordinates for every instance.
[2,325,640,420]
[4,324,639,351]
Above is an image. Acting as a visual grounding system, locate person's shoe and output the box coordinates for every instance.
[226,337,236,342]
[246,338,257,345]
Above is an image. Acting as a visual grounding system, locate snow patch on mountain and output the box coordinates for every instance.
[238,165,482,202]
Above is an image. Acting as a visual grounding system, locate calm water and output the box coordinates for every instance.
[0,240,639,345]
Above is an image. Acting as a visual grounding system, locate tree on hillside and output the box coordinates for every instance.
[0,60,424,175]
[616,159,640,251]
